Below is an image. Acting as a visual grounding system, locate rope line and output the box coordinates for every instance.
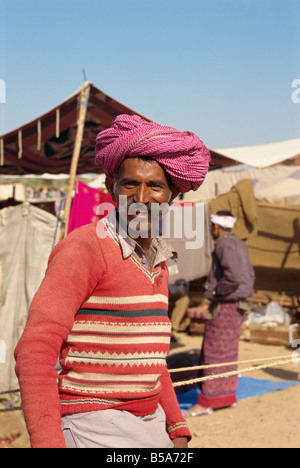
[0,356,298,409]
[172,358,296,388]
[169,353,293,373]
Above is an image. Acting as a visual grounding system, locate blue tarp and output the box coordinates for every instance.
[177,377,299,411]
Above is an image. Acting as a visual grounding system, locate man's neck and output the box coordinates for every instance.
[116,210,153,254]
[135,236,152,254]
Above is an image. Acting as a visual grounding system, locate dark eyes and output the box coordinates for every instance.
[121,182,164,191]
[122,181,136,189]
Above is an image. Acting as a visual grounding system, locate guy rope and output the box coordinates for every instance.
[0,353,298,410]
[169,353,298,388]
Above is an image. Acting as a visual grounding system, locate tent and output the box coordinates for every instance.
[0,203,61,392]
[181,164,300,206]
[213,138,300,168]
[0,82,150,175]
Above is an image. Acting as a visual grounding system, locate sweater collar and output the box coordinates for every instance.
[106,209,177,268]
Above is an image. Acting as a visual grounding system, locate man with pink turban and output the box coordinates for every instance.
[15,114,210,449]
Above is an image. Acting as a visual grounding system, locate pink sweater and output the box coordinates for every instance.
[15,220,191,448]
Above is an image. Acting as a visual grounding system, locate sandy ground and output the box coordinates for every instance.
[1,333,299,448]
[169,332,300,448]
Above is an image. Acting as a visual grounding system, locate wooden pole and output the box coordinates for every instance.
[257,202,300,212]
[60,82,91,239]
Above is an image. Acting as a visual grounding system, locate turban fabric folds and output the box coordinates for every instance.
[210,213,237,229]
[95,114,210,193]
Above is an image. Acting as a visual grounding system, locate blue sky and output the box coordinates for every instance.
[0,0,300,149]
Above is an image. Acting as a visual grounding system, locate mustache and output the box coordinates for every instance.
[126,200,151,213]
[116,196,170,218]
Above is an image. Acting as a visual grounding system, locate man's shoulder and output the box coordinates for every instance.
[51,220,119,262]
[216,232,236,247]
[66,222,98,241]
[217,233,250,262]
[215,232,247,255]
[51,224,99,257]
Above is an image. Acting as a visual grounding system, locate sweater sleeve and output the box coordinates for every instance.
[14,226,105,448]
[159,366,192,442]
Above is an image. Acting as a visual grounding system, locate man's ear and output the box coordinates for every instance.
[105,176,116,202]
[169,186,180,203]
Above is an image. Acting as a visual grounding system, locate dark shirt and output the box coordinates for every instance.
[204,232,255,302]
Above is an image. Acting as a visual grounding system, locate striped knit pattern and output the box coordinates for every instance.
[59,220,171,414]
[15,221,192,446]
[60,304,171,400]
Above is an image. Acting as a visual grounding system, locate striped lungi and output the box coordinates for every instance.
[197,301,244,409]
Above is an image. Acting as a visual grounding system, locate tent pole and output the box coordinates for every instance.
[60,82,91,240]
[257,202,300,212]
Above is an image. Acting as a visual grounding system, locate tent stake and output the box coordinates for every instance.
[60,82,91,239]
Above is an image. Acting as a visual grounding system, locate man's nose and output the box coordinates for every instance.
[133,184,151,204]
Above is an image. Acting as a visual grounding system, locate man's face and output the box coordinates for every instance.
[210,222,220,240]
[107,157,179,239]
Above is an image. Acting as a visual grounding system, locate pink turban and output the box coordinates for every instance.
[95,114,210,193]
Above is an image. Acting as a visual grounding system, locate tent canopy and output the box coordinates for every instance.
[0,81,299,175]
[181,164,300,206]
[0,82,150,175]
[213,138,300,168]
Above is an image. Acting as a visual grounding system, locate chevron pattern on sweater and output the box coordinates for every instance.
[66,350,167,367]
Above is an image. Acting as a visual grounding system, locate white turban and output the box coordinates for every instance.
[210,213,236,229]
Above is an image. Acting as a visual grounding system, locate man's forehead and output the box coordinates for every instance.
[118,157,167,180]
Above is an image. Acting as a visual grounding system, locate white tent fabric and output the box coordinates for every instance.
[214,138,300,168]
[88,173,106,190]
[0,203,61,391]
[0,173,70,180]
[181,165,300,206]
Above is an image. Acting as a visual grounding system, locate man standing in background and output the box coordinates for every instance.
[185,210,255,416]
